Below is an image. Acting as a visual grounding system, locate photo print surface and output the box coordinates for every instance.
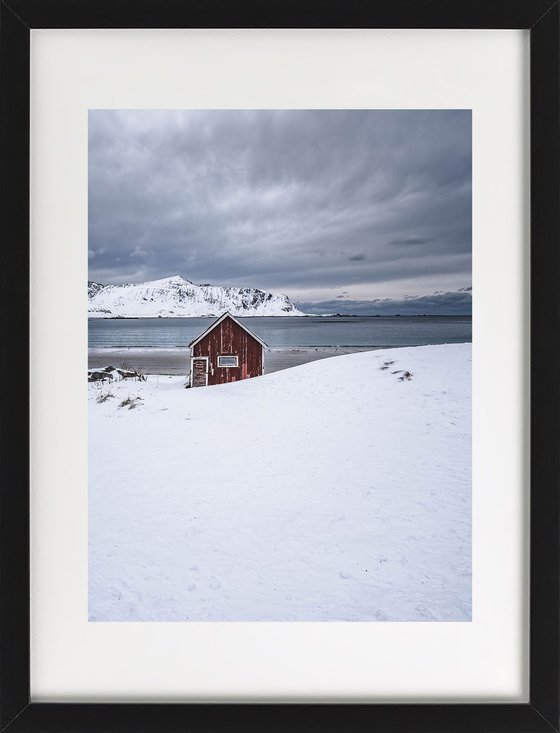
[88,109,472,621]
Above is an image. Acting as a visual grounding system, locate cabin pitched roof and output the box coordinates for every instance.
[188,312,268,349]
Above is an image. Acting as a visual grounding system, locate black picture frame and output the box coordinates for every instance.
[1,1,558,731]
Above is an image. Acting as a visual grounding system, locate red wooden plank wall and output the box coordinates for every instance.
[193,316,263,385]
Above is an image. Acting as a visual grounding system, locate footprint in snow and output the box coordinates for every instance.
[188,582,197,592]
[209,577,221,590]
[339,570,352,580]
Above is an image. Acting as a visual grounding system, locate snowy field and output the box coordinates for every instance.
[89,344,471,622]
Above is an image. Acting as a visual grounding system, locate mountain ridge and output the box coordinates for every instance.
[88,275,304,318]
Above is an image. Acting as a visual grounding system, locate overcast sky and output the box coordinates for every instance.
[89,109,471,314]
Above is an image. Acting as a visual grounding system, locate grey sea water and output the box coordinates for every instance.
[89,315,472,349]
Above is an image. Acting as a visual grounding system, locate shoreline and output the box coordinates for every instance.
[89,314,472,319]
[88,343,470,377]
[88,345,380,376]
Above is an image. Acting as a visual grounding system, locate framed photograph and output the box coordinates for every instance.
[1,1,559,732]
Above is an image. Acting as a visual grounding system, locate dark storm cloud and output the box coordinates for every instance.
[89,110,471,310]
[296,288,472,316]
[388,237,432,247]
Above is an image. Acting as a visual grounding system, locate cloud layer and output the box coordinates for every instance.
[298,287,472,316]
[89,110,472,313]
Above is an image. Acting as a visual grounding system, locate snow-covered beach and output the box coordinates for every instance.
[89,343,471,622]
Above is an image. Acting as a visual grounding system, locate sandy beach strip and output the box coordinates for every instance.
[88,346,375,376]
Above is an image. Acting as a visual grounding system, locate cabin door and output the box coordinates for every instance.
[191,357,209,387]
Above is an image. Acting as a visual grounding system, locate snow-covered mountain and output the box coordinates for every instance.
[88,275,304,318]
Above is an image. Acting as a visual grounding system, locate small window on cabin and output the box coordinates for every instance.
[218,355,238,367]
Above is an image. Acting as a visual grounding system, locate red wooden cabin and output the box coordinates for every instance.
[188,312,267,387]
